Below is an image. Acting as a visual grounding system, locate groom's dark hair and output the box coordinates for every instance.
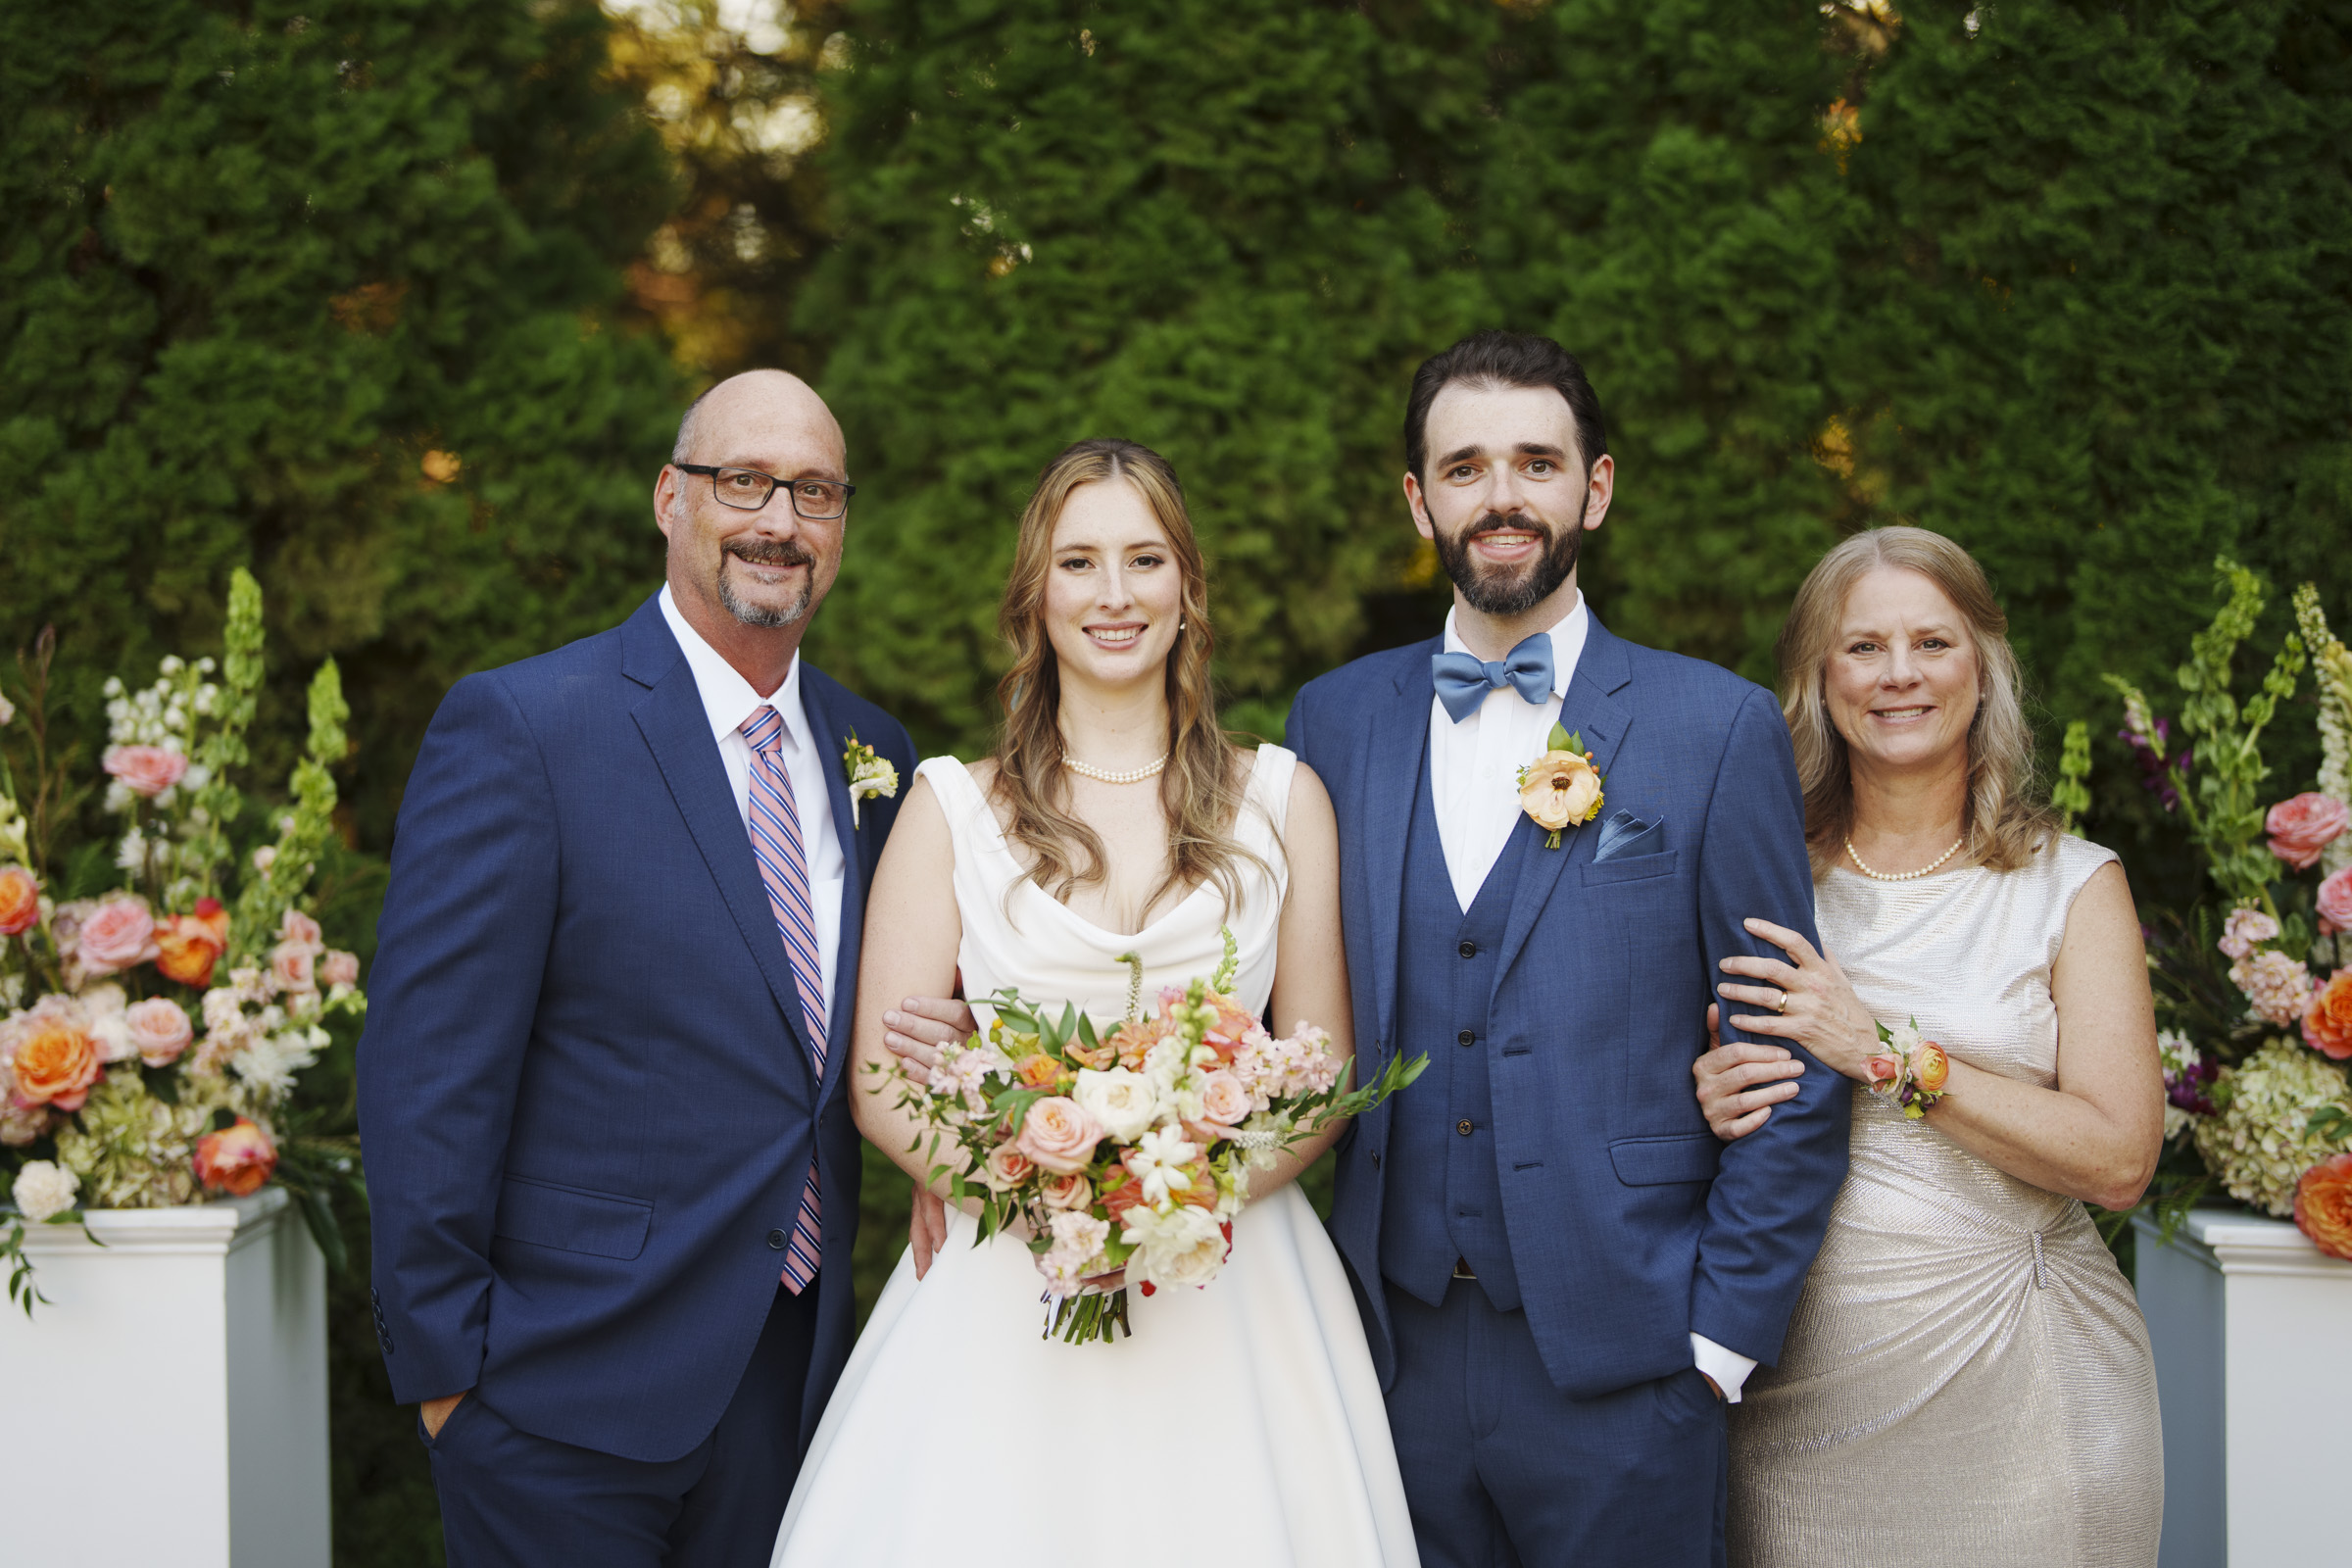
[1403,330,1608,485]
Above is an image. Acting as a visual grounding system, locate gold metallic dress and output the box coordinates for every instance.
[1728,837,2162,1566]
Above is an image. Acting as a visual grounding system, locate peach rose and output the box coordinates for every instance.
[320,950,360,989]
[1013,1097,1104,1175]
[2320,867,2352,934]
[0,866,38,937]
[1519,750,1602,834]
[156,914,228,988]
[9,1017,102,1110]
[102,744,188,798]
[76,897,158,976]
[983,1142,1036,1191]
[270,941,317,995]
[124,997,195,1067]
[1040,1172,1094,1211]
[1104,1018,1171,1072]
[1915,1041,1950,1094]
[278,908,322,950]
[2303,970,2352,1061]
[2267,793,2350,871]
[1864,1053,1900,1086]
[1198,1069,1251,1129]
[1015,1054,1061,1088]
[193,1117,278,1197]
[2293,1152,2352,1261]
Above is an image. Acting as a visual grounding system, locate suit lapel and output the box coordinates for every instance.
[800,672,867,1098]
[1362,644,1438,1058]
[622,601,818,1078]
[1494,617,1634,985]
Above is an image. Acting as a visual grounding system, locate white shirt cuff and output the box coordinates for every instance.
[1690,1333,1758,1404]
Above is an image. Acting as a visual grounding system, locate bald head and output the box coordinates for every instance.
[672,368,844,468]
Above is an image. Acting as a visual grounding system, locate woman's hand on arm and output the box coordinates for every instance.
[1257,762,1352,1196]
[1692,1004,1808,1141]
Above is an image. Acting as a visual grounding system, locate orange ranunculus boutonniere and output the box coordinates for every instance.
[1517,724,1604,850]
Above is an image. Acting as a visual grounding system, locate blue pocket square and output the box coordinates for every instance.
[1592,809,1665,861]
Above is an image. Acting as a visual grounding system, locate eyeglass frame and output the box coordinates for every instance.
[672,463,858,520]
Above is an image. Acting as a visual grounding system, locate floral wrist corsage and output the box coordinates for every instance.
[1865,1017,1949,1119]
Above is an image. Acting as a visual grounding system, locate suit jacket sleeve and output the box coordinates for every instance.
[1689,686,1850,1365]
[357,671,560,1403]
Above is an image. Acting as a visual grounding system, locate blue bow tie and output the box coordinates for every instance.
[1432,633,1554,723]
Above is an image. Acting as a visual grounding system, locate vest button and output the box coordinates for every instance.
[1457,1029,1475,1048]
[766,1229,788,1250]
[1456,1118,1474,1136]
[1457,940,1478,958]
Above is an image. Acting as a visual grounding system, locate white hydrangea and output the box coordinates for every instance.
[2195,1040,2352,1215]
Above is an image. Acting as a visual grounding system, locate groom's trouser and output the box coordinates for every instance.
[424,1281,820,1568]
[1385,1280,1728,1568]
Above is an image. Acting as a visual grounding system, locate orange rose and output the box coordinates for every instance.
[2303,970,2352,1061]
[156,914,229,989]
[1519,750,1602,835]
[1016,1054,1061,1088]
[193,1117,278,1197]
[9,1017,102,1110]
[1915,1041,1950,1094]
[2293,1152,2352,1261]
[0,866,38,937]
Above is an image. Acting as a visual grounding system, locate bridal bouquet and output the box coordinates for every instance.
[0,570,367,1311]
[873,930,1424,1343]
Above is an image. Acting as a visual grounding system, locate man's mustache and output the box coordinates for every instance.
[725,539,815,569]
[1462,511,1550,545]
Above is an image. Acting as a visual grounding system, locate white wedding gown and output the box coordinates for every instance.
[772,745,1419,1568]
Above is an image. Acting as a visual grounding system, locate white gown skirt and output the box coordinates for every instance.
[772,1183,1420,1567]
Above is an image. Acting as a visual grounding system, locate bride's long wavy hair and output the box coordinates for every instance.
[992,438,1264,916]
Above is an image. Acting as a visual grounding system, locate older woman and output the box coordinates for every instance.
[1693,527,2165,1566]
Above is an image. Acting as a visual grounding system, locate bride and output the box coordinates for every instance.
[769,438,1419,1567]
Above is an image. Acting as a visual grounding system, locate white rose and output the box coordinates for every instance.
[1073,1067,1159,1142]
[1121,1203,1224,1289]
[12,1159,78,1223]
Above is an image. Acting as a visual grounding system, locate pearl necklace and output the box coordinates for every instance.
[1065,754,1168,785]
[1844,834,1968,882]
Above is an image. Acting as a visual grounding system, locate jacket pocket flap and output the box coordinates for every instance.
[1609,1133,1720,1187]
[494,1176,653,1260]
[1579,849,1680,887]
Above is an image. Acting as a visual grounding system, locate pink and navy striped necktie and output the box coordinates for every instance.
[741,706,826,1293]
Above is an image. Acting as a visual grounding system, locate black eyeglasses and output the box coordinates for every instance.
[674,464,857,520]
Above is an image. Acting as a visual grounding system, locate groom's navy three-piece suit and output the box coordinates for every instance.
[358,594,914,1564]
[1290,612,1850,1567]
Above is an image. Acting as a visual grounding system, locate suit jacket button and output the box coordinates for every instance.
[1457,1029,1475,1047]
[766,1229,789,1250]
[1457,940,1477,958]
[1456,1119,1474,1136]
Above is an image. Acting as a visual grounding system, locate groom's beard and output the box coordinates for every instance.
[1433,502,1585,618]
[717,538,816,628]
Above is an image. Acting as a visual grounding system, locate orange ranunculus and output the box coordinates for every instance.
[1519,750,1603,835]
[193,1117,278,1197]
[10,1018,102,1110]
[1016,1054,1061,1088]
[2292,1152,2352,1261]
[2303,970,2352,1062]
[155,913,229,989]
[0,866,38,937]
[1915,1041,1951,1094]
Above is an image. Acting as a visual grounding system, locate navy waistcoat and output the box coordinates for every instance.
[1379,741,1531,1311]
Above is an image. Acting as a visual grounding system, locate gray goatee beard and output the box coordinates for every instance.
[1435,504,1584,618]
[718,541,814,628]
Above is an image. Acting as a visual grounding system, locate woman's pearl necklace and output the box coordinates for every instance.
[1064,754,1168,785]
[1844,834,1968,882]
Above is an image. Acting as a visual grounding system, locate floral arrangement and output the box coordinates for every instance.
[1865,1017,1950,1119]
[0,570,366,1310]
[2092,562,2352,1259]
[839,731,898,828]
[1517,723,1604,849]
[872,929,1425,1343]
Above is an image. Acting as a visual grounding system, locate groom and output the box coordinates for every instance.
[357,370,915,1565]
[1286,331,1849,1565]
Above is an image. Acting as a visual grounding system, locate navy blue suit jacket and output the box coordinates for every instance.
[357,594,915,1463]
[1288,614,1848,1397]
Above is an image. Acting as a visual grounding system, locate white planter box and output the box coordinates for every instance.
[2134,1208,2352,1567]
[0,1188,330,1568]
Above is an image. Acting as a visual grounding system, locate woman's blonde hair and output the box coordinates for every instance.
[1777,525,2058,880]
[991,439,1262,915]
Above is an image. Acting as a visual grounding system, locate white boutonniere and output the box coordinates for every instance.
[1515,722,1604,850]
[841,732,899,828]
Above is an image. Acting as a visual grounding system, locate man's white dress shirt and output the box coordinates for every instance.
[1425,593,1757,1403]
[660,585,844,1019]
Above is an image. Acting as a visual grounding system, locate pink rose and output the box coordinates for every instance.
[270,942,318,995]
[2320,866,2352,934]
[1013,1097,1104,1175]
[320,950,360,988]
[1040,1173,1094,1211]
[983,1142,1036,1190]
[278,908,323,950]
[2267,793,2350,871]
[102,745,188,798]
[1198,1069,1251,1129]
[75,898,158,976]
[124,998,195,1067]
